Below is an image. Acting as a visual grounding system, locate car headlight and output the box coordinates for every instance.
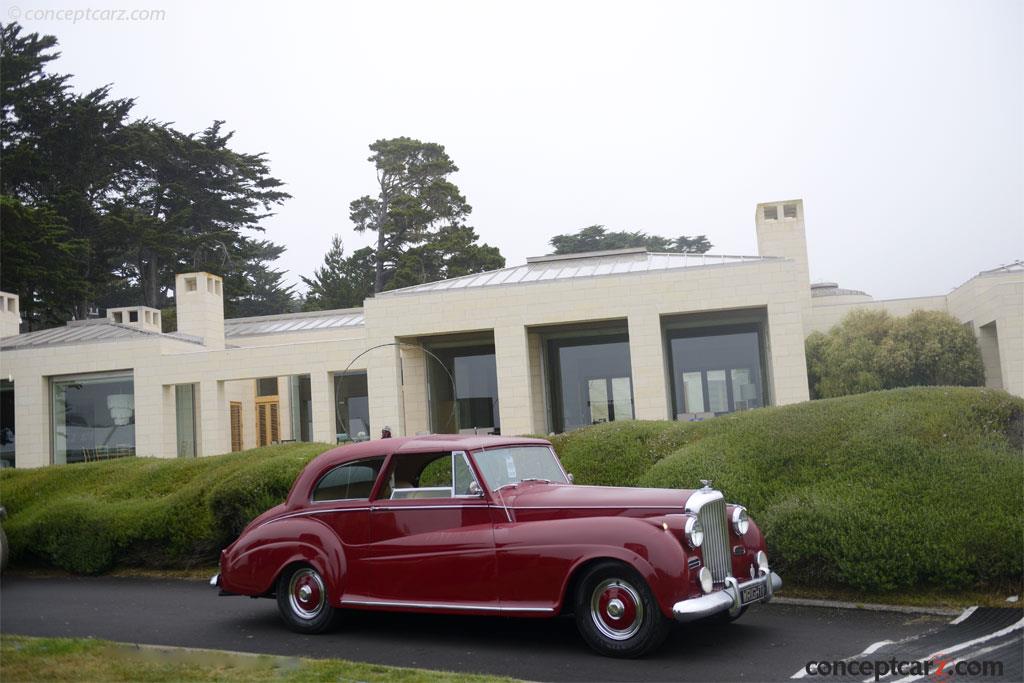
[731,506,750,536]
[684,515,704,548]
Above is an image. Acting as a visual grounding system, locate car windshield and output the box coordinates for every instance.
[472,445,569,490]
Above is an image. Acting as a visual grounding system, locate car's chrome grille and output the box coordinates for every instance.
[698,497,731,582]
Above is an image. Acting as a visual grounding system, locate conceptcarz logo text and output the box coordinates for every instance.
[802,656,1004,680]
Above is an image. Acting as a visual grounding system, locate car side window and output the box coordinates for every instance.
[311,457,385,502]
[382,451,480,500]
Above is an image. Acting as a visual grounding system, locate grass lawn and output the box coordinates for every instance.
[0,635,518,683]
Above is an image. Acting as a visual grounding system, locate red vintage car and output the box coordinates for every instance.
[212,435,782,657]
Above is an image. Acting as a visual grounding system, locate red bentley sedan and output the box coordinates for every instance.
[212,435,781,657]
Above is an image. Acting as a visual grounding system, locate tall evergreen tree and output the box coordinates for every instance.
[301,236,374,311]
[1,23,295,326]
[549,225,712,255]
[348,137,503,294]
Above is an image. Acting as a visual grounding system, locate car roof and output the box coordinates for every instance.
[287,434,553,506]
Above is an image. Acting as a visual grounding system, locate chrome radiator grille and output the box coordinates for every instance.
[698,497,731,582]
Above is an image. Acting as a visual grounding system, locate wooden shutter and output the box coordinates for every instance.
[230,402,243,452]
[269,402,280,443]
[257,403,269,447]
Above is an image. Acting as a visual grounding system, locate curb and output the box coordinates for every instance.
[772,596,961,617]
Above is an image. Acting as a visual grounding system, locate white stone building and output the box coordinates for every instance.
[0,199,1020,468]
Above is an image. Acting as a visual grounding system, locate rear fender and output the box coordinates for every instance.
[220,516,345,600]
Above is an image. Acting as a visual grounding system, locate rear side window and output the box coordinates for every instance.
[312,457,385,502]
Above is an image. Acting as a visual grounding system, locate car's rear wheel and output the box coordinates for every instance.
[276,564,335,634]
[574,561,671,658]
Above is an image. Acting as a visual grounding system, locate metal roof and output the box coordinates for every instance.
[224,308,365,337]
[978,260,1024,276]
[380,250,779,297]
[0,319,201,350]
[810,282,870,298]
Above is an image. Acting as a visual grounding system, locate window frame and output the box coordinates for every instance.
[309,456,386,504]
[380,449,484,501]
[665,322,767,418]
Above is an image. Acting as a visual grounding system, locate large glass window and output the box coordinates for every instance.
[288,375,312,442]
[668,325,766,418]
[335,372,370,442]
[175,384,197,458]
[0,380,14,468]
[427,345,500,435]
[548,335,634,433]
[51,373,136,464]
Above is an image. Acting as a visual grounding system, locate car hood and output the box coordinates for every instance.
[498,482,692,512]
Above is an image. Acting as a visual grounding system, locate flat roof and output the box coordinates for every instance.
[379,250,779,297]
[224,308,365,337]
[0,319,201,350]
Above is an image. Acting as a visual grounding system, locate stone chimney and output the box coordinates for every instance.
[107,306,163,334]
[0,292,21,337]
[755,199,812,318]
[174,272,225,349]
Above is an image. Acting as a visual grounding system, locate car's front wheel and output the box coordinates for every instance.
[574,561,671,658]
[276,564,336,634]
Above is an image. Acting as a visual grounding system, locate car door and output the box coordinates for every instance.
[305,456,385,599]
[363,450,498,607]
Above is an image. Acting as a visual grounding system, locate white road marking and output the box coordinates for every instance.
[790,639,894,678]
[883,616,1024,683]
[862,640,894,655]
[949,605,978,625]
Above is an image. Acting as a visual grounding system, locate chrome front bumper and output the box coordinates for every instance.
[209,573,220,587]
[672,570,782,622]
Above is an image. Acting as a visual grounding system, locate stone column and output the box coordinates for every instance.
[494,325,535,435]
[627,313,671,420]
[311,371,336,445]
[198,379,230,456]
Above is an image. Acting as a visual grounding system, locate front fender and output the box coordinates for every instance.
[220,516,346,600]
[495,515,692,618]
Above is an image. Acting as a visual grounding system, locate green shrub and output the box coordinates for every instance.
[0,443,330,574]
[806,310,985,398]
[547,420,699,486]
[625,387,1023,593]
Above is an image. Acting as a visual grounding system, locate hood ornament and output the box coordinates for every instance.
[700,479,713,490]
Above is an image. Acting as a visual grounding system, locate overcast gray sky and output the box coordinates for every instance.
[12,0,1023,299]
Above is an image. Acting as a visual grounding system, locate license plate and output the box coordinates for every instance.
[740,583,767,604]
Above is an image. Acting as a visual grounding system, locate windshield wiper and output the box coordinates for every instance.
[520,477,552,484]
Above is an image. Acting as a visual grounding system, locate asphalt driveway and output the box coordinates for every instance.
[1,575,1020,682]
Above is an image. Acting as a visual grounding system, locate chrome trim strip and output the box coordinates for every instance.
[260,501,498,528]
[510,505,680,510]
[258,506,371,528]
[341,598,554,613]
[371,504,491,511]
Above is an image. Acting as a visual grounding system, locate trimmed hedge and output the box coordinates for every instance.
[0,443,330,573]
[600,387,1023,593]
[1,387,1021,596]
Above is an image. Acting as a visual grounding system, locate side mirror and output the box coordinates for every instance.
[567,473,574,484]
[468,480,484,497]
